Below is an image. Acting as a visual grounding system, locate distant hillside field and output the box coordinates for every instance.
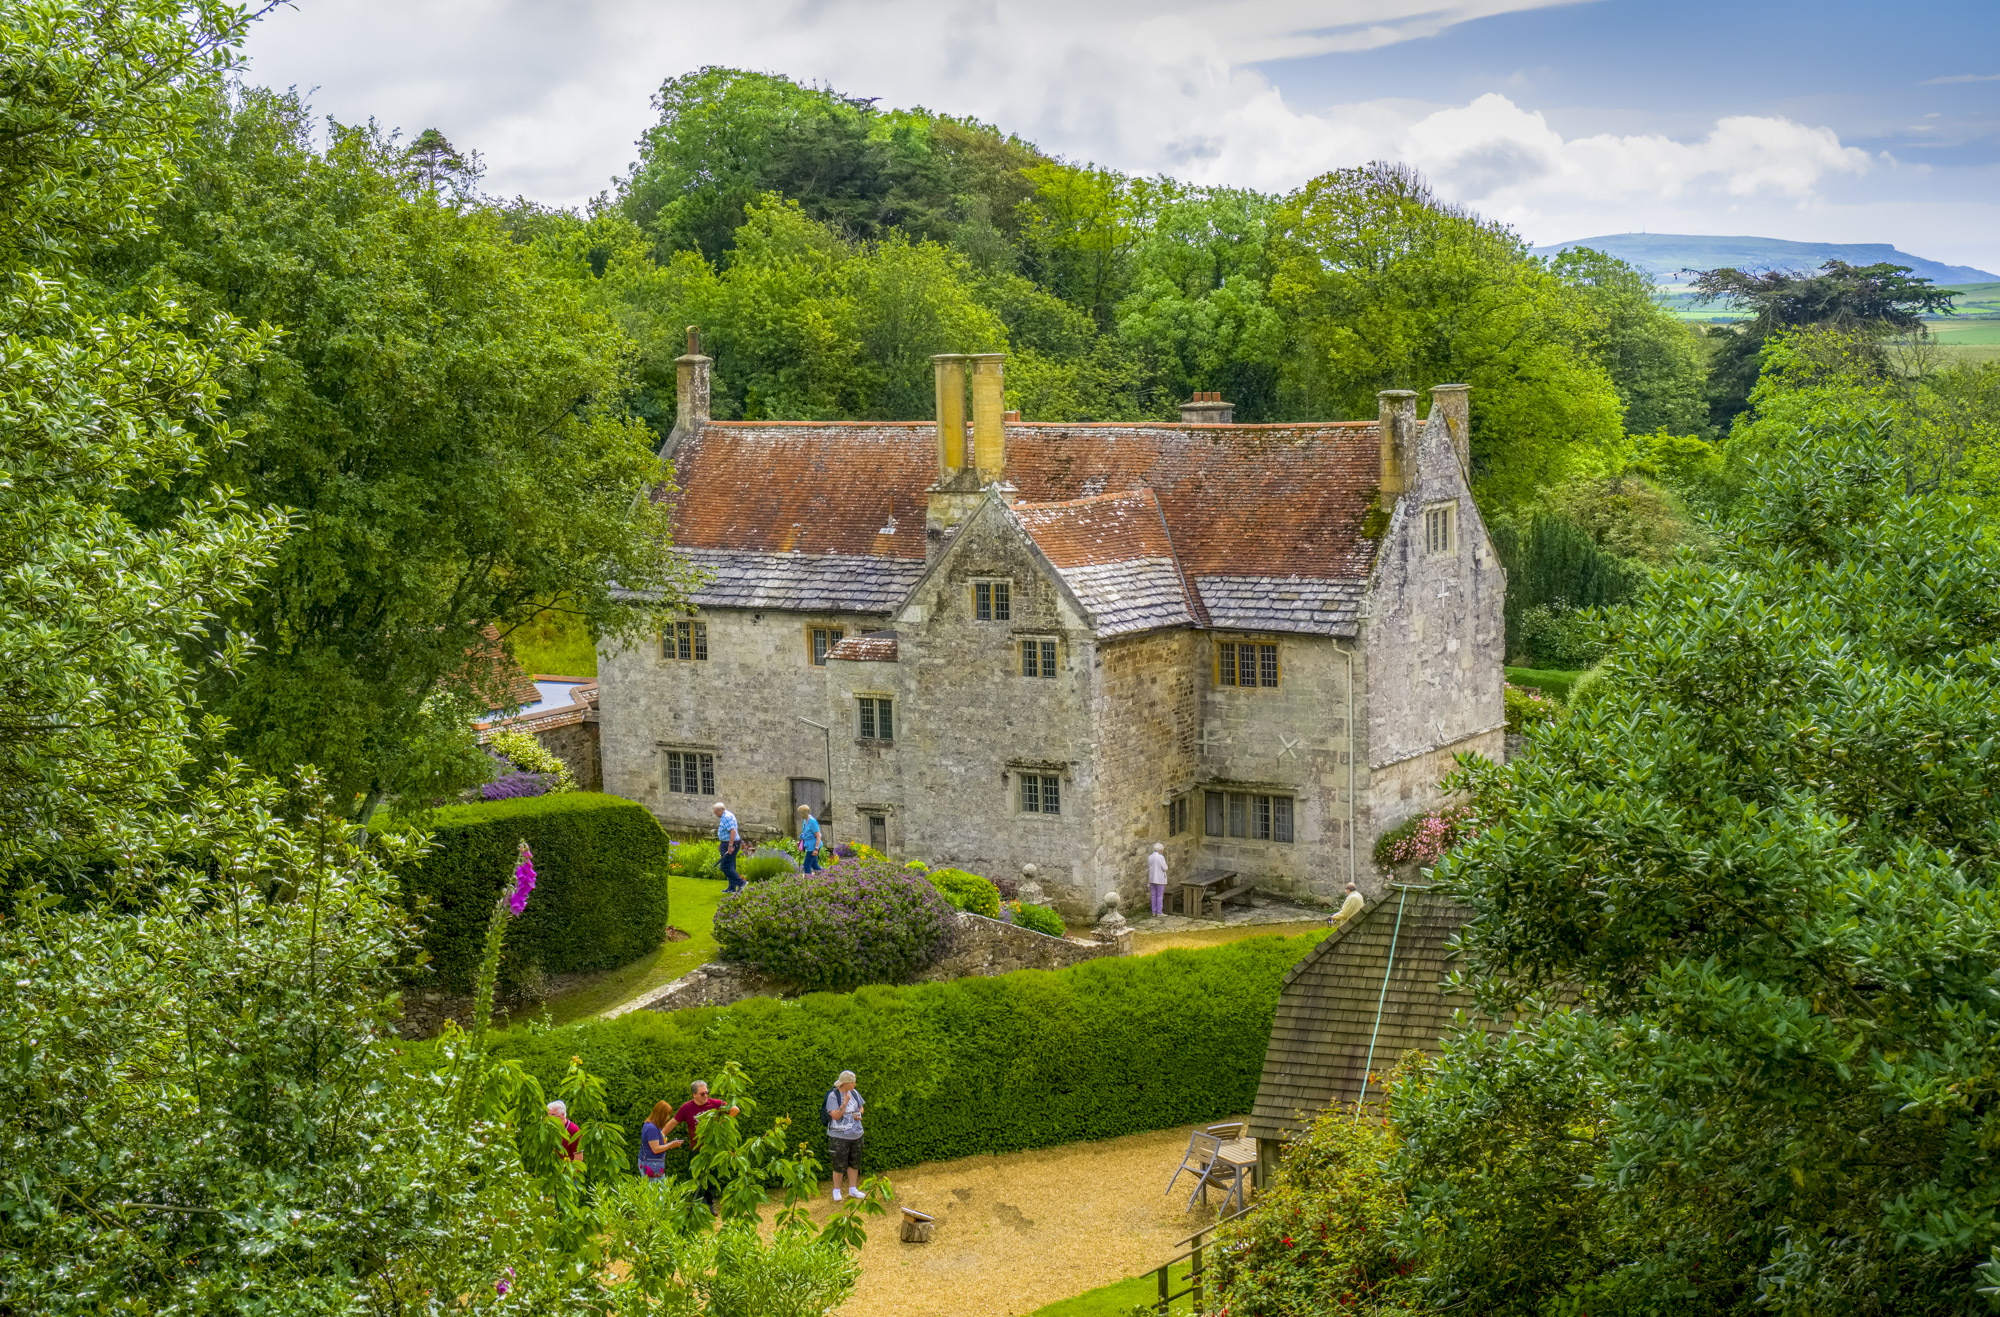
[1532,233,1999,289]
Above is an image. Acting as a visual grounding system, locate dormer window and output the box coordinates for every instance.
[974,580,1011,621]
[809,626,844,666]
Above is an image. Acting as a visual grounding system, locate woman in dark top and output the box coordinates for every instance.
[639,1099,681,1178]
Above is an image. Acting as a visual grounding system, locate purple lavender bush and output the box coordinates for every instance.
[712,858,958,992]
[481,771,552,801]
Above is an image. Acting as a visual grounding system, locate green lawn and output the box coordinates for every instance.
[518,872,728,1028]
[1506,665,1585,701]
[508,609,597,679]
[1027,1271,1194,1317]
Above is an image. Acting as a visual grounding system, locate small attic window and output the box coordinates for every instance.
[973,579,1011,621]
[1424,502,1456,556]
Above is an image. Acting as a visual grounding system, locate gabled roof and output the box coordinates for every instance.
[1248,886,1506,1141]
[657,418,1384,633]
[1014,490,1201,637]
[826,634,898,662]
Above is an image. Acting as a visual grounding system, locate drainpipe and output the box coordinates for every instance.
[1341,645,1356,891]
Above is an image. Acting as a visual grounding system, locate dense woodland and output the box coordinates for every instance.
[10,2,2000,1314]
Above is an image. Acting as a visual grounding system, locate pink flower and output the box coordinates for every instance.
[508,842,537,916]
[495,1266,515,1296]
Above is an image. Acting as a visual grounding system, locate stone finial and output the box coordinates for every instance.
[1016,863,1046,906]
[1094,892,1130,941]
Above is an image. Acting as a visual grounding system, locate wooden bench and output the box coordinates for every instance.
[1215,882,1258,908]
[1177,870,1235,919]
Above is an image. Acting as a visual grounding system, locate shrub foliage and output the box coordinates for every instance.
[493,931,1323,1174]
[927,866,1001,917]
[711,858,958,991]
[1003,900,1067,937]
[393,792,671,992]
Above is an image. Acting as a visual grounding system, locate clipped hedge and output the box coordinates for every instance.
[491,930,1324,1174]
[392,792,672,992]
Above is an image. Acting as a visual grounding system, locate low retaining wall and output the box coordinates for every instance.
[612,911,1130,1018]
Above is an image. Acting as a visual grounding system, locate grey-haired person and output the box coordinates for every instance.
[825,1070,866,1203]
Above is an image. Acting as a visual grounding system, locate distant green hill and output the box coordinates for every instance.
[1531,233,1998,289]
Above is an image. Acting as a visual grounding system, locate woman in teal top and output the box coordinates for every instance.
[797,805,825,873]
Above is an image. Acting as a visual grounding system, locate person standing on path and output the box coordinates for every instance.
[639,1099,682,1180]
[797,804,825,874]
[714,801,743,893]
[667,1079,740,1211]
[825,1070,866,1203]
[1147,842,1169,918]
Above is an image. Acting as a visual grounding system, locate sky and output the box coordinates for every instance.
[238,0,2000,273]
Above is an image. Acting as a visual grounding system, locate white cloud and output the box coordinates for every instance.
[237,0,2000,271]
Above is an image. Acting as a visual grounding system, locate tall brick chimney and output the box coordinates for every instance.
[932,354,968,477]
[1180,390,1234,424]
[1429,383,1470,474]
[968,353,1006,480]
[1376,389,1417,497]
[675,325,711,431]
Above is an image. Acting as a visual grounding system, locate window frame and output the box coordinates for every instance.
[1167,795,1190,836]
[1423,501,1457,557]
[1020,635,1059,678]
[1018,772,1062,815]
[664,619,709,662]
[856,695,894,743]
[1200,789,1297,844]
[808,625,846,666]
[662,748,716,797]
[973,579,1013,622]
[1214,636,1279,688]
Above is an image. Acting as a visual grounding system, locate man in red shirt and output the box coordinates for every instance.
[664,1079,739,1210]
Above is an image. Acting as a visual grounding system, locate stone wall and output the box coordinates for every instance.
[613,911,1127,1017]
[539,717,603,793]
[1359,399,1507,856]
[1091,629,1199,914]
[598,605,894,839]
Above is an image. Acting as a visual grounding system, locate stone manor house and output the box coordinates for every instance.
[598,346,1506,918]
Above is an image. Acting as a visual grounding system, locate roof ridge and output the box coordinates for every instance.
[1015,488,1160,513]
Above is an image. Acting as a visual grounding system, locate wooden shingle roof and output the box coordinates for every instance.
[1248,886,1504,1142]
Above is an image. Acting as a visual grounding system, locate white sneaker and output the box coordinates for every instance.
[831,1188,844,1203]
[848,1187,866,1200]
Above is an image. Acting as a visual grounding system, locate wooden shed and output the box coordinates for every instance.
[1247,885,1505,1178]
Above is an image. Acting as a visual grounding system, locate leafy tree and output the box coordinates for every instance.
[1271,163,1626,508]
[404,125,480,200]
[1694,259,1958,430]
[0,0,287,870]
[105,86,694,815]
[1550,244,1709,437]
[1393,413,2000,1313]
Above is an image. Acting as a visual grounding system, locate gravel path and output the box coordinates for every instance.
[789,1123,1238,1317]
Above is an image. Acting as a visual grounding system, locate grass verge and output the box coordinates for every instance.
[1506,665,1585,701]
[524,872,728,1027]
[1028,1271,1195,1316]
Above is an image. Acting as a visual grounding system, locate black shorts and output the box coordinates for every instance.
[828,1135,864,1173]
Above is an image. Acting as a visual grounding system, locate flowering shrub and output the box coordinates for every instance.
[1503,682,1562,734]
[668,838,721,880]
[1372,804,1478,869]
[1000,900,1066,937]
[737,854,797,883]
[927,867,1000,918]
[712,859,958,992]
[1211,1104,1407,1316]
[483,769,553,801]
[486,729,577,793]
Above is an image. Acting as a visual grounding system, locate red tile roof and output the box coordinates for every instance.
[826,635,899,662]
[663,419,1382,581]
[1014,489,1177,568]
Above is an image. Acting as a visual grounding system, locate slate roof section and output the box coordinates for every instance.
[660,419,1384,582]
[1055,559,1199,636]
[661,548,924,613]
[826,634,899,662]
[1014,490,1201,636]
[1248,887,1507,1141]
[1195,576,1366,638]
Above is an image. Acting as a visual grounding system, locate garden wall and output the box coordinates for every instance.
[493,929,1323,1176]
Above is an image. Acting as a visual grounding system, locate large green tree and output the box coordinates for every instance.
[106,87,692,814]
[1271,163,1627,507]
[1390,413,2000,1314]
[1549,244,1709,437]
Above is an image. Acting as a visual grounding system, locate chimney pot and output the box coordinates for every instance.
[1428,384,1471,474]
[674,328,712,433]
[1376,390,1418,497]
[1179,391,1234,424]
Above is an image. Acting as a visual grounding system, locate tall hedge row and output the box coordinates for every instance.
[393,793,672,992]
[491,930,1324,1174]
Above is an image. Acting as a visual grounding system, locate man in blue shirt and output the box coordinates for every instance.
[797,804,824,873]
[714,801,743,892]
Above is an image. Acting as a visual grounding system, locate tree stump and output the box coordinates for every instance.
[899,1207,935,1243]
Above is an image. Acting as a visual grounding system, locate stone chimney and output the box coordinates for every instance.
[968,353,1006,480]
[1179,390,1234,424]
[1429,383,1470,474]
[675,325,711,432]
[1376,389,1418,497]
[932,354,969,477]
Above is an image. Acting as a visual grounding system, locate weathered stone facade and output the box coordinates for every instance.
[600,352,1505,916]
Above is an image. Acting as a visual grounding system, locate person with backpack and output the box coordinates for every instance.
[823,1070,866,1203]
